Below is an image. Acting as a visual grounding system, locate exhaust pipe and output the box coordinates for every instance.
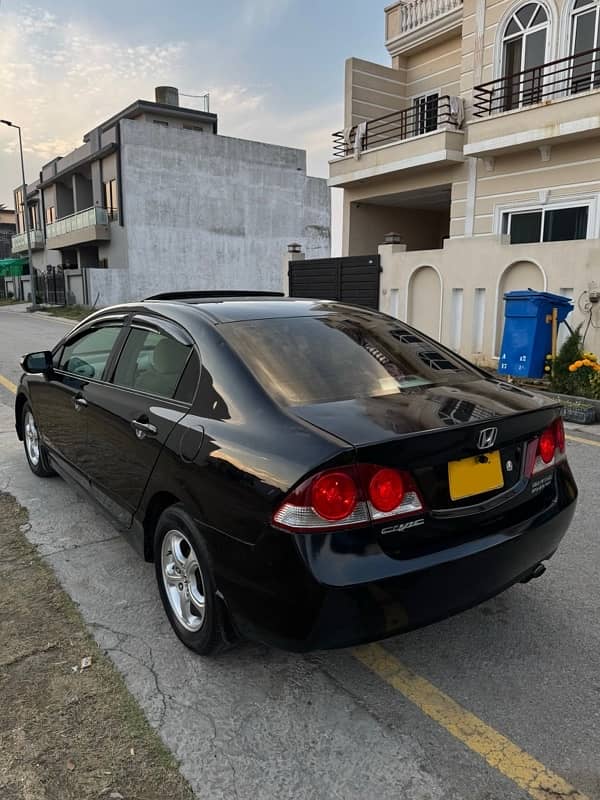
[520,562,546,583]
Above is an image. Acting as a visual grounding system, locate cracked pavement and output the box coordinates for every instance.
[1,306,599,799]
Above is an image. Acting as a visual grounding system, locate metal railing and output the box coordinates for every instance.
[332,96,456,158]
[473,46,600,117]
[396,0,462,34]
[11,229,45,253]
[46,206,109,239]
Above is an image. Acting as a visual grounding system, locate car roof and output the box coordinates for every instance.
[141,296,377,324]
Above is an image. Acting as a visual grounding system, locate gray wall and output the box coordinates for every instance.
[88,120,330,305]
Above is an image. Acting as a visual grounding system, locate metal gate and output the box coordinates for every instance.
[288,255,381,309]
[36,267,66,305]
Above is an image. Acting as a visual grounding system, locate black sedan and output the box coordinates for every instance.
[15,292,577,654]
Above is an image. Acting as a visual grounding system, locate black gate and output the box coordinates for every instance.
[36,267,66,305]
[288,255,380,309]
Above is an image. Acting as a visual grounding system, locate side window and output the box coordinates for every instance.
[59,326,122,379]
[112,327,193,399]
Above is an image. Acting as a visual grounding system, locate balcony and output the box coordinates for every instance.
[329,96,464,188]
[385,0,463,56]
[466,47,600,158]
[11,229,45,254]
[46,206,111,250]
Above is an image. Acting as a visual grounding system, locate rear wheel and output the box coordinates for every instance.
[22,403,55,477]
[154,504,233,655]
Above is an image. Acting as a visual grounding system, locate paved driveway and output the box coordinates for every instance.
[1,304,599,800]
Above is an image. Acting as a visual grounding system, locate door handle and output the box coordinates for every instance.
[74,396,88,411]
[131,419,158,439]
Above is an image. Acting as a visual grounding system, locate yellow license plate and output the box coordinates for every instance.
[448,451,504,501]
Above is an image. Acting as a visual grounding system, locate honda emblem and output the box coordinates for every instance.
[477,427,498,450]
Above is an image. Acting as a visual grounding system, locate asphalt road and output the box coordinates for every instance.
[1,303,599,800]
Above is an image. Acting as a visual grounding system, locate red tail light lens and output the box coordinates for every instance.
[554,417,565,453]
[368,468,405,512]
[525,417,567,478]
[272,464,424,532]
[538,427,556,464]
[311,471,357,521]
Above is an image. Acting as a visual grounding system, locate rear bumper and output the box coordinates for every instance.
[223,465,577,651]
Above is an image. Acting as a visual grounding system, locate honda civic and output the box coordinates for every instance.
[15,292,577,654]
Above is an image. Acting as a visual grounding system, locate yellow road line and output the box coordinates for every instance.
[0,373,17,394]
[566,434,600,448]
[353,643,589,800]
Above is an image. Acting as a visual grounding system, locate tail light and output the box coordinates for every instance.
[272,464,424,532]
[525,417,566,477]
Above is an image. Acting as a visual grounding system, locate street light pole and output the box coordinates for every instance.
[0,120,37,309]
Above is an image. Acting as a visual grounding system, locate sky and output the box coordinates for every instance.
[0,0,389,253]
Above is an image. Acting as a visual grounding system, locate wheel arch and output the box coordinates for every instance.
[141,490,182,562]
[15,392,28,441]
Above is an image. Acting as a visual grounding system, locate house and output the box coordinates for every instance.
[12,86,330,306]
[329,0,600,360]
[0,208,16,260]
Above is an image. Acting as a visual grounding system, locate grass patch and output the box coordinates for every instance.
[0,491,194,800]
[41,304,94,321]
[0,298,18,306]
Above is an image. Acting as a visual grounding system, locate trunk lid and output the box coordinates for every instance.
[293,379,561,511]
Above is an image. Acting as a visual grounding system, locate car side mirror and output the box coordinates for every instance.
[21,351,53,375]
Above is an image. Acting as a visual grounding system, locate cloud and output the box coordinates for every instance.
[0,2,337,211]
[240,0,293,28]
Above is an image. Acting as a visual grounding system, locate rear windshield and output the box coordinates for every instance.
[222,313,478,406]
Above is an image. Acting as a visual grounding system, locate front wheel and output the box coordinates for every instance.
[22,403,55,477]
[154,504,233,656]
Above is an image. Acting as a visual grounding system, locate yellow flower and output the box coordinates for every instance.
[568,364,577,372]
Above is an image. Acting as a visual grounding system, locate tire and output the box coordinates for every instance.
[154,504,234,656]
[21,402,55,478]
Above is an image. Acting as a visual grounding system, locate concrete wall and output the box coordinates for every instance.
[348,203,449,255]
[88,120,330,305]
[379,236,600,362]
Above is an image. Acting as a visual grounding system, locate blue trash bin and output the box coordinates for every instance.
[498,290,573,378]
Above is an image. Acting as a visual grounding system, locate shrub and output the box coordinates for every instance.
[551,326,600,398]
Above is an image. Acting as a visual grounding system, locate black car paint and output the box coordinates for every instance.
[15,298,578,651]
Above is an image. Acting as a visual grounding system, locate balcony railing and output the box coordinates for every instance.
[397,0,462,34]
[473,46,600,117]
[11,229,45,253]
[46,206,109,240]
[332,95,457,158]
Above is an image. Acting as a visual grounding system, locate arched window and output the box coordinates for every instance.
[570,0,600,93]
[501,3,549,109]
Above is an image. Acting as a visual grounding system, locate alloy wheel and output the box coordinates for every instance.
[161,529,206,632]
[24,411,40,467]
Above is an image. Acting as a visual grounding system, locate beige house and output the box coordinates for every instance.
[330,0,600,363]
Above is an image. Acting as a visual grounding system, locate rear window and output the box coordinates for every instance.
[222,314,477,406]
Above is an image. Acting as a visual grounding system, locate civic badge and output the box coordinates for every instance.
[477,427,498,450]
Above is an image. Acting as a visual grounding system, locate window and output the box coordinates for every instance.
[183,124,204,132]
[570,0,600,94]
[112,328,193,399]
[16,188,24,234]
[222,315,474,407]
[412,93,439,135]
[46,206,56,225]
[501,3,548,110]
[153,119,169,127]
[103,179,118,221]
[504,204,590,243]
[30,205,39,230]
[59,326,122,380]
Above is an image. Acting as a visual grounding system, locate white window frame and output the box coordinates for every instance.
[495,195,599,242]
[569,0,600,90]
[494,0,557,82]
[410,89,441,136]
